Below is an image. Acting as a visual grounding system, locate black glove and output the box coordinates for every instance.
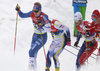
[37,19,44,27]
[88,41,95,47]
[74,41,79,47]
[15,4,20,12]
[37,19,42,23]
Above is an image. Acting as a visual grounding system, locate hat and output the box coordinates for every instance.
[74,12,83,20]
[91,10,100,18]
[33,4,41,10]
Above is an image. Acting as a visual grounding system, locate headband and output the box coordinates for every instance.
[33,4,41,10]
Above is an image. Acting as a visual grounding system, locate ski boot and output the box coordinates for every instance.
[45,67,50,71]
[55,67,59,71]
[45,69,49,71]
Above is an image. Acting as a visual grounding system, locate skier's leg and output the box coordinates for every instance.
[45,51,51,71]
[76,41,86,71]
[45,39,57,71]
[29,33,47,71]
[29,56,37,71]
[53,35,66,71]
[79,41,98,65]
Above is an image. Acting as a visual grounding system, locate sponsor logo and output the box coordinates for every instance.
[59,25,64,28]
[32,17,37,22]
[34,5,38,7]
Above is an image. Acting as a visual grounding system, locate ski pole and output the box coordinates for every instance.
[39,25,48,63]
[70,45,96,59]
[96,46,100,61]
[64,48,93,65]
[14,11,18,55]
[64,48,77,56]
[71,45,98,56]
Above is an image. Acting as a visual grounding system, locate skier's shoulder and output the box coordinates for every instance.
[41,12,48,18]
[51,19,58,24]
[30,11,35,17]
[51,19,62,27]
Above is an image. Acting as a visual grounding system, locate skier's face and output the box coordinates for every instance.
[92,17,100,24]
[33,9,41,17]
[75,20,82,26]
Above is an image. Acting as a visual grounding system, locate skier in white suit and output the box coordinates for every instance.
[42,19,71,71]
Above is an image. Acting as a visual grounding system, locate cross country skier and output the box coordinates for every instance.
[74,12,98,71]
[91,9,100,61]
[72,0,87,36]
[15,2,50,71]
[42,19,71,71]
[74,12,89,47]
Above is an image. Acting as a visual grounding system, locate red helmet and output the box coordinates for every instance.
[91,9,100,18]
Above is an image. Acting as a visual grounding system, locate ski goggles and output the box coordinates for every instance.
[33,10,39,13]
[92,19,96,21]
[74,20,79,22]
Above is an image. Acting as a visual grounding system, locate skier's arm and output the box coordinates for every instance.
[18,11,32,18]
[53,21,71,46]
[66,29,71,46]
[42,23,51,32]
[77,32,82,41]
[15,4,32,18]
[41,14,51,32]
[74,32,82,46]
[42,15,49,24]
[53,21,70,38]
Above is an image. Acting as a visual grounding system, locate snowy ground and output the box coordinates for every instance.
[0,0,100,71]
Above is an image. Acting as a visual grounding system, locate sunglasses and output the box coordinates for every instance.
[33,10,39,13]
[74,20,79,22]
[92,19,96,21]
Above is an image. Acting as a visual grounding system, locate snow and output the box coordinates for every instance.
[0,0,100,71]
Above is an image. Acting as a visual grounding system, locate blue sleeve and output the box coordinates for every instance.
[77,32,82,41]
[42,15,49,24]
[66,28,70,39]
[18,11,32,18]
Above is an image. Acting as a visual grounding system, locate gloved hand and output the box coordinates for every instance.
[37,19,44,27]
[15,4,20,12]
[74,41,79,47]
[67,41,71,46]
[67,38,71,46]
[37,19,41,23]
[88,41,95,47]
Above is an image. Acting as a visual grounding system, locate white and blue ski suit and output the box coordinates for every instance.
[18,10,49,64]
[43,19,71,70]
